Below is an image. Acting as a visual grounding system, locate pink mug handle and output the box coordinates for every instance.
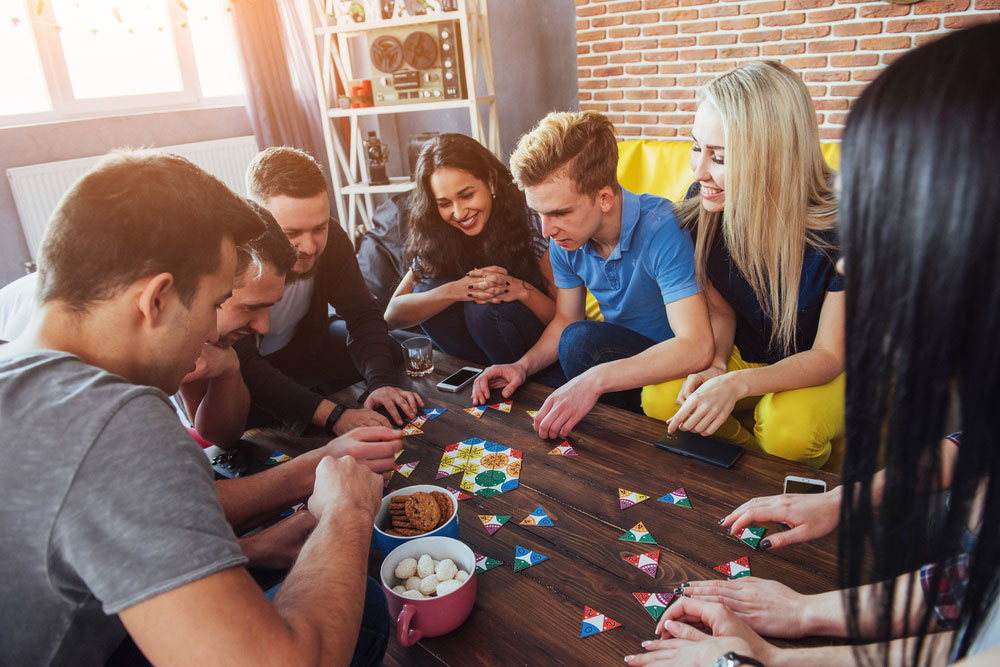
[396,603,423,647]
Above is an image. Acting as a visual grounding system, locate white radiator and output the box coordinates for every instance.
[6,136,260,261]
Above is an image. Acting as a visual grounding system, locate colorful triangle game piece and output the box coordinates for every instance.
[265,450,291,465]
[401,423,424,436]
[622,550,660,577]
[488,401,513,413]
[394,449,403,461]
[446,486,471,501]
[519,505,555,526]
[526,410,538,418]
[479,514,511,535]
[394,460,419,477]
[422,408,447,420]
[619,488,651,509]
[548,441,578,456]
[513,544,548,571]
[464,405,486,418]
[657,487,692,508]
[619,521,656,544]
[714,556,751,579]
[738,526,766,550]
[632,592,675,621]
[474,552,503,574]
[579,605,621,638]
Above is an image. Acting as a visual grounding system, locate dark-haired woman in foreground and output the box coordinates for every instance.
[625,23,1000,666]
[385,134,561,384]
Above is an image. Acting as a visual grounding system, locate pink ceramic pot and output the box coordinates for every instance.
[380,536,477,647]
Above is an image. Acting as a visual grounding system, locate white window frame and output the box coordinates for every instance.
[1,0,244,128]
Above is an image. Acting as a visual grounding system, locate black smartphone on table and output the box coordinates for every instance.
[655,430,744,469]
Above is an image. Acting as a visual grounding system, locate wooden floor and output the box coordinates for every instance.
[242,353,843,666]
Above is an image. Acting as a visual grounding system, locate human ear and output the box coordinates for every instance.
[135,273,176,329]
[598,186,616,213]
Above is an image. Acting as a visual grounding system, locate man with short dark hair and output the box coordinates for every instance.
[240,146,422,435]
[0,150,397,666]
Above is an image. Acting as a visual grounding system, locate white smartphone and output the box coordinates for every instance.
[783,475,827,494]
[436,366,482,392]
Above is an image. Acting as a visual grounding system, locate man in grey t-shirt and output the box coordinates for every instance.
[0,151,401,665]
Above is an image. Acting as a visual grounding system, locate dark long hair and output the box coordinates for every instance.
[405,134,547,291]
[839,22,1000,664]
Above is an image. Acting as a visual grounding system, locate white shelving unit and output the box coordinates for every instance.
[307,0,500,241]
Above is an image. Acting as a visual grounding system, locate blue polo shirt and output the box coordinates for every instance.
[549,189,700,342]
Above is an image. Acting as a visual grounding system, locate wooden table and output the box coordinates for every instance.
[241,352,842,666]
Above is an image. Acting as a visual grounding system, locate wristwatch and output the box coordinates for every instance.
[325,402,347,431]
[713,652,764,667]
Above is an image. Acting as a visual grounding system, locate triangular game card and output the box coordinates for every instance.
[714,556,751,579]
[422,408,447,420]
[488,401,513,413]
[401,423,424,436]
[464,406,486,418]
[657,487,692,508]
[513,544,548,571]
[548,441,578,456]
[265,450,291,466]
[619,521,656,544]
[623,550,660,577]
[446,486,471,501]
[738,526,766,550]
[526,410,538,418]
[579,606,621,638]
[632,592,675,621]
[394,450,403,461]
[479,514,511,535]
[474,552,503,574]
[619,488,650,509]
[394,461,419,477]
[519,505,555,526]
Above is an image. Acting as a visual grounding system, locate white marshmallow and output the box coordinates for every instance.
[417,554,435,578]
[394,557,418,580]
[435,579,463,597]
[435,558,457,581]
[419,574,441,596]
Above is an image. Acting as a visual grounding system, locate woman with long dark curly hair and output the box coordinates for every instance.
[385,134,561,382]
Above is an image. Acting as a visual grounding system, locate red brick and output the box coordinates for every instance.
[578,44,590,55]
[887,18,940,32]
[626,89,659,99]
[944,14,1000,29]
[830,84,866,96]
[784,55,829,68]
[719,46,760,58]
[813,98,849,110]
[592,16,625,27]
[740,29,783,42]
[679,47,718,60]
[881,51,907,64]
[610,27,642,38]
[578,55,609,66]
[699,60,739,72]
[625,38,659,48]
[814,113,825,125]
[859,36,911,50]
[831,53,879,67]
[643,101,679,112]
[617,126,642,137]
[576,19,590,31]
[808,39,857,53]
[578,79,608,90]
[578,91,593,100]
[626,64,659,74]
[644,0,679,7]
[763,13,806,26]
[578,29,607,42]
[659,113,696,124]
[643,75,678,86]
[610,102,643,112]
[700,33,738,45]
[577,4,607,17]
[912,0,970,13]
[678,75,714,86]
[679,126,694,137]
[662,9,699,20]
[819,128,843,140]
[827,112,848,125]
[659,62,697,73]
[852,68,884,82]
[784,25,831,39]
[743,1,787,14]
[642,24,679,35]
[593,66,625,77]
[913,33,946,47]
[975,0,1000,8]
[834,21,883,36]
[626,113,659,124]
[808,8,856,22]
[594,90,624,100]
[608,1,643,12]
[578,67,591,78]
[702,4,740,17]
[762,42,806,55]
[606,114,625,124]
[646,126,679,137]
[625,13,661,25]
[806,84,827,96]
[679,101,698,111]
[681,21,719,33]
[580,102,610,111]
[804,70,850,82]
[610,52,643,63]
[788,0,833,7]
[681,0,717,5]
[720,18,760,30]
[593,41,625,53]
[859,4,911,18]
[660,36,699,47]
[644,50,681,60]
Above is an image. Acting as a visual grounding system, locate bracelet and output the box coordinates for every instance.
[713,652,764,667]
[325,403,347,431]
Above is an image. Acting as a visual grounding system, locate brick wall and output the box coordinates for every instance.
[575,0,999,140]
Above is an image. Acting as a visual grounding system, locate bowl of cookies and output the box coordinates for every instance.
[379,536,477,646]
[373,484,459,556]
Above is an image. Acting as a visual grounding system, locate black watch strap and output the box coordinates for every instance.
[325,403,347,431]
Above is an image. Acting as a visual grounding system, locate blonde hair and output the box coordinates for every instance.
[678,60,837,356]
[509,110,620,196]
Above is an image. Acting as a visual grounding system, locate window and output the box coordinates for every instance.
[1,0,244,126]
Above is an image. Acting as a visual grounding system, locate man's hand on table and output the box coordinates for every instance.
[364,385,423,426]
[674,577,812,639]
[307,453,383,523]
[720,486,842,550]
[332,407,391,434]
[532,369,602,440]
[471,363,527,405]
[314,426,402,479]
[238,510,317,570]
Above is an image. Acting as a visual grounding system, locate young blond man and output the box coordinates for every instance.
[471,111,714,439]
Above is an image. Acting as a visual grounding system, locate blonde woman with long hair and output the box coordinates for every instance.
[641,61,844,468]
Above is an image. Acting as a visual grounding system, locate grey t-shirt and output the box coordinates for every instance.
[0,351,247,665]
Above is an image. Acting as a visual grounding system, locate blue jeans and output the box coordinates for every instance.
[558,320,658,413]
[413,280,565,388]
[265,575,389,667]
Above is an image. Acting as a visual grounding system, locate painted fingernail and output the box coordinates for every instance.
[673,587,684,594]
[760,539,772,550]
[504,289,509,293]
[717,518,726,525]
[468,284,474,289]
[624,657,633,663]
[467,293,472,297]
[506,281,510,286]
[680,582,690,587]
